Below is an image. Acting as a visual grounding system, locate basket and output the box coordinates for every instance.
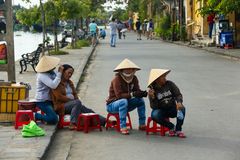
[0,85,27,122]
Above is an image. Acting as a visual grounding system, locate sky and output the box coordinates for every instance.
[13,0,44,8]
[12,0,126,11]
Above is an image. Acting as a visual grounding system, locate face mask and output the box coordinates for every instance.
[122,72,134,77]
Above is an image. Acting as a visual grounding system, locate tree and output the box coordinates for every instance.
[198,0,240,16]
[16,6,41,27]
[44,0,63,53]
[61,0,85,48]
[20,0,47,55]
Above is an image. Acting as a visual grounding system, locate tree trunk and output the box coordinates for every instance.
[39,0,46,56]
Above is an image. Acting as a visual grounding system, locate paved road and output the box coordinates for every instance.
[45,32,240,160]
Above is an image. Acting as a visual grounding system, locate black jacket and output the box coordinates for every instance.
[149,80,183,110]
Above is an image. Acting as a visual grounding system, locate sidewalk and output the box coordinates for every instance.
[170,40,240,60]
[0,46,95,159]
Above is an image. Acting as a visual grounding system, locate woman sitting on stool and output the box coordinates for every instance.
[51,64,106,129]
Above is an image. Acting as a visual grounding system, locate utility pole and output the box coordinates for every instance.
[179,0,184,40]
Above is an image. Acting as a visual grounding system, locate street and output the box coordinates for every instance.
[44,32,240,160]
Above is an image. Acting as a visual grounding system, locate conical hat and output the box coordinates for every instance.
[147,69,171,87]
[35,56,60,73]
[114,58,140,72]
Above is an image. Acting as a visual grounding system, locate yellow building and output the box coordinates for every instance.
[185,0,240,47]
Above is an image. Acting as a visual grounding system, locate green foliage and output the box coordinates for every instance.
[155,14,172,40]
[180,26,187,42]
[138,0,148,20]
[126,0,141,12]
[44,0,62,26]
[16,6,41,27]
[113,8,128,21]
[49,50,69,55]
[197,0,240,16]
[61,0,82,20]
[67,39,90,49]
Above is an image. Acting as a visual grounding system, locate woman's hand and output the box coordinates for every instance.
[58,65,64,73]
[176,102,183,110]
[148,88,155,99]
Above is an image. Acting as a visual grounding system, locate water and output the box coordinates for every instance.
[14,31,63,61]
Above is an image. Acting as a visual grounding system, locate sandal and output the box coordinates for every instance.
[168,130,176,137]
[138,125,147,131]
[120,128,129,135]
[176,131,186,138]
[69,123,77,130]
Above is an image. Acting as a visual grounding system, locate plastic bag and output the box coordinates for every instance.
[21,121,45,137]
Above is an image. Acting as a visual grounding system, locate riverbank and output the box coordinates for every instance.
[13,31,64,61]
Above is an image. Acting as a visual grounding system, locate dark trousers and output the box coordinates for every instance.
[118,30,122,39]
[208,23,214,38]
[64,99,106,126]
[35,101,58,124]
[151,106,186,131]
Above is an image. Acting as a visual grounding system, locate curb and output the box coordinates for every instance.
[40,44,97,160]
[164,40,240,60]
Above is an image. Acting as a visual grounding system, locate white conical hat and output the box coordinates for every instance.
[147,69,171,86]
[114,58,140,72]
[35,55,60,73]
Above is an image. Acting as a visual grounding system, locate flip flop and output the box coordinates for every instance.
[138,125,146,131]
[176,131,186,138]
[120,128,129,135]
[69,123,77,130]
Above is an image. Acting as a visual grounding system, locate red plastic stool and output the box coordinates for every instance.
[18,100,36,110]
[76,113,102,133]
[18,100,44,122]
[105,112,132,132]
[146,117,170,136]
[58,114,71,129]
[15,110,34,129]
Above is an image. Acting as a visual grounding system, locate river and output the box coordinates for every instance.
[14,31,63,61]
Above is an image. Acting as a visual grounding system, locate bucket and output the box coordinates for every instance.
[0,41,7,64]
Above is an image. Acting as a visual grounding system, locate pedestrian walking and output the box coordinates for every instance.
[89,20,98,46]
[117,20,124,39]
[120,28,128,39]
[147,69,186,138]
[207,12,215,39]
[128,17,133,31]
[109,18,118,47]
[51,64,107,129]
[143,19,148,36]
[135,18,142,40]
[106,59,147,135]
[34,56,63,124]
[147,19,154,40]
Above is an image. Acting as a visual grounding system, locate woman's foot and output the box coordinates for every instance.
[168,130,176,137]
[69,123,77,130]
[120,128,129,135]
[138,125,147,131]
[176,131,186,138]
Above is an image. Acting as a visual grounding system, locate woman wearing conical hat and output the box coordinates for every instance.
[106,58,147,135]
[34,55,63,124]
[147,69,186,138]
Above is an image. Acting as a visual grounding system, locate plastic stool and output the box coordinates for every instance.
[146,117,170,136]
[58,114,71,129]
[76,113,102,133]
[15,110,34,129]
[224,44,233,49]
[18,100,36,110]
[105,112,132,132]
[18,100,45,123]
